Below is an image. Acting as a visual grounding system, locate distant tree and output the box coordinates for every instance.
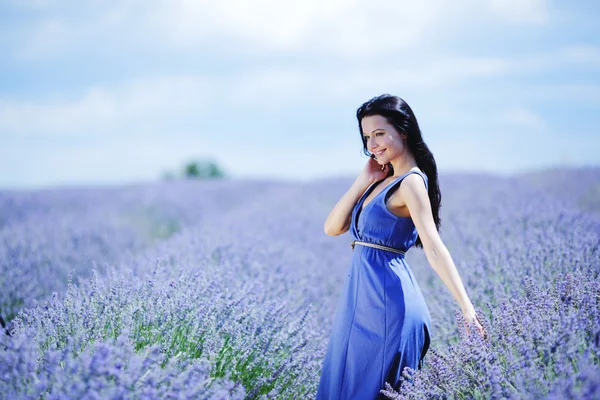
[185,163,200,177]
[160,158,226,181]
[183,159,226,179]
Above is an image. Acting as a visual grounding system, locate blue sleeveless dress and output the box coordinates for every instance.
[316,170,432,400]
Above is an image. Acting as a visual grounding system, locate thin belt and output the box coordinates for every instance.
[351,240,406,256]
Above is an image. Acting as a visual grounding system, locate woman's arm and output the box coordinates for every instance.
[398,174,477,318]
[324,176,373,236]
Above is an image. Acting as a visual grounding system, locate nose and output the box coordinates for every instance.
[369,140,378,151]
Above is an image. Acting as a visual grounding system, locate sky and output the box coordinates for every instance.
[0,0,599,189]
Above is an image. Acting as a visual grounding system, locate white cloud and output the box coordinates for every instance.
[12,0,547,60]
[124,0,447,55]
[0,44,591,141]
[0,56,509,140]
[0,76,213,138]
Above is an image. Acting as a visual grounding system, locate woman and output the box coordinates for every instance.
[317,94,485,399]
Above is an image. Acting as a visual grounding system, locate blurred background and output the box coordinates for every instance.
[0,0,598,189]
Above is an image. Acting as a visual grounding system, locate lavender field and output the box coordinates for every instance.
[1,168,599,399]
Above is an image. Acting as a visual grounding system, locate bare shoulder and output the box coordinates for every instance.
[400,172,428,194]
[398,174,429,206]
[388,171,428,208]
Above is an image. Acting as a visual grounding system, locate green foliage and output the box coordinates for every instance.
[183,159,225,179]
[161,158,227,181]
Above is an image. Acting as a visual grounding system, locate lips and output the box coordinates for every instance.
[373,149,386,157]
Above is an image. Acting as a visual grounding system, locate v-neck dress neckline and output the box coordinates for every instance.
[354,170,418,233]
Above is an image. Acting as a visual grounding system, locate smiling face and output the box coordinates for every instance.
[360,114,407,165]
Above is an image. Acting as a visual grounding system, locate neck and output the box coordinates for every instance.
[390,153,418,177]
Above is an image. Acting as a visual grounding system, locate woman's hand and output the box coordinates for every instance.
[359,155,390,185]
[463,310,486,339]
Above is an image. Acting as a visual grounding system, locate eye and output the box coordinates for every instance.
[376,132,384,136]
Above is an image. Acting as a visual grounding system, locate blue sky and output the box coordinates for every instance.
[0,0,598,189]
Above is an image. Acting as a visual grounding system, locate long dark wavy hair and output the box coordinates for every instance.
[356,94,441,248]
